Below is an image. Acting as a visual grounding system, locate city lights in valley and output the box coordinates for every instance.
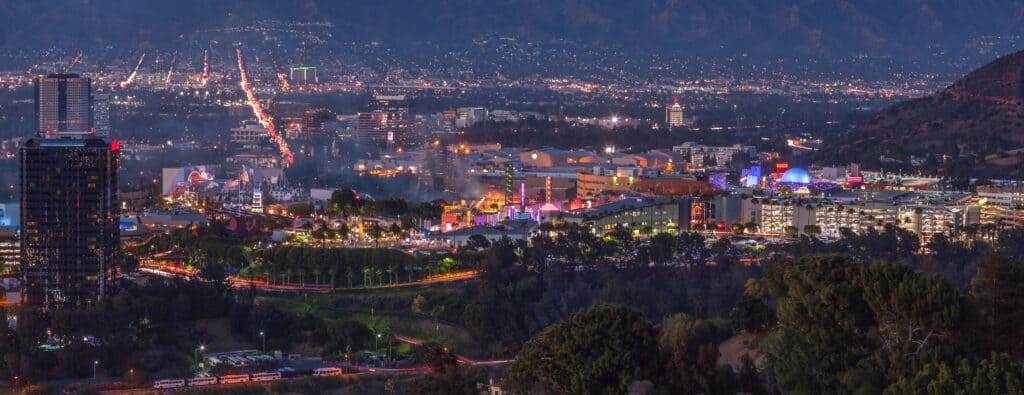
[236,48,294,165]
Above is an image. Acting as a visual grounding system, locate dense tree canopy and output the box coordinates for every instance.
[504,304,661,395]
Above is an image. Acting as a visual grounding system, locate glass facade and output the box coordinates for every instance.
[20,137,119,307]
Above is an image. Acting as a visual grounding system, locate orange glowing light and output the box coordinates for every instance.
[237,48,294,165]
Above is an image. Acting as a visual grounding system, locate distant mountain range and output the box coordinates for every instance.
[819,49,1024,176]
[2,0,1024,70]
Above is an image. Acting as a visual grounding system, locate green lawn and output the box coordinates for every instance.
[257,289,478,355]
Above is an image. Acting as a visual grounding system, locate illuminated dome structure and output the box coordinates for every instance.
[780,168,812,184]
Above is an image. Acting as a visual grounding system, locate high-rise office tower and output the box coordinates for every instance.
[20,137,120,307]
[665,98,684,128]
[35,73,93,136]
[93,93,111,137]
[357,95,412,146]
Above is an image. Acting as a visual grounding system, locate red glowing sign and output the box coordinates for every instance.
[110,139,120,152]
[775,162,789,176]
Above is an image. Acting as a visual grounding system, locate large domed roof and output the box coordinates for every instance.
[780,168,811,184]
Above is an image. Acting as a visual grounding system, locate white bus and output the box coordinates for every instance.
[313,367,343,376]
[187,376,218,386]
[153,379,186,389]
[218,374,250,384]
[251,371,283,382]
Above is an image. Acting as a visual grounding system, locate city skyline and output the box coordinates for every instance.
[1,2,1024,393]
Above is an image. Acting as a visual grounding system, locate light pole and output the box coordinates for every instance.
[195,345,205,366]
[93,360,99,379]
[375,333,381,354]
[259,331,266,353]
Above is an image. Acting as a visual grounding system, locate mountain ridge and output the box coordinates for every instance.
[820,49,1024,176]
[2,0,1023,68]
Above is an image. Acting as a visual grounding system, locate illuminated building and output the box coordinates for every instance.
[741,166,762,188]
[977,186,1024,227]
[743,191,978,240]
[672,143,755,167]
[20,137,120,307]
[630,177,718,197]
[504,164,514,206]
[456,107,488,128]
[0,230,18,277]
[0,204,19,276]
[253,188,263,209]
[522,174,575,202]
[227,151,281,168]
[665,98,684,127]
[93,93,111,137]
[230,119,270,148]
[289,66,317,84]
[575,171,633,199]
[356,111,388,142]
[780,168,812,184]
[846,163,863,187]
[160,165,219,195]
[746,199,816,235]
[35,73,92,135]
[775,162,789,177]
[565,197,692,235]
[356,96,411,146]
[520,148,570,168]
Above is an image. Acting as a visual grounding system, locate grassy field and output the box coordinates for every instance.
[194,317,255,352]
[257,284,480,356]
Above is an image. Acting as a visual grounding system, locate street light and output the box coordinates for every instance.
[93,360,99,379]
[375,333,381,353]
[259,331,266,353]
[195,345,205,366]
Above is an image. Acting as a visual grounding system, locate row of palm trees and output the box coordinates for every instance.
[243,260,418,289]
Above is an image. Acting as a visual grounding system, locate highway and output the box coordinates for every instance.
[139,261,477,293]
[94,350,512,394]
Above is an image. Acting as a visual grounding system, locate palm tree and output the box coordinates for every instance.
[297,267,306,288]
[284,268,294,286]
[369,224,384,248]
[265,266,275,285]
[328,265,338,289]
[388,223,403,241]
[338,223,350,242]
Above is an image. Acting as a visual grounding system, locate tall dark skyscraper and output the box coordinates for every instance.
[24,72,118,307]
[34,73,93,135]
[20,137,120,307]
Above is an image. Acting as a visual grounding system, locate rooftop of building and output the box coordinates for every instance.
[432,219,536,237]
[563,196,681,218]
